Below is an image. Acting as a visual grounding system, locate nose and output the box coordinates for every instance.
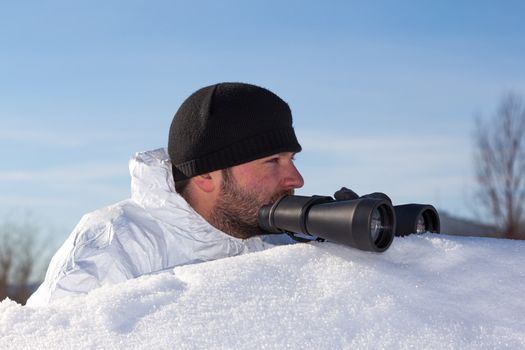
[282,162,304,189]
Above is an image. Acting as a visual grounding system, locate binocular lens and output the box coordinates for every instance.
[415,216,427,234]
[370,208,383,243]
[369,204,395,248]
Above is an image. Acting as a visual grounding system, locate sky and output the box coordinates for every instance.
[1,0,524,244]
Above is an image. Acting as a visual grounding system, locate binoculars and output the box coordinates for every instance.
[258,187,440,253]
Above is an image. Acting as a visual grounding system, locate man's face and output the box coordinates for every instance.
[209,152,304,239]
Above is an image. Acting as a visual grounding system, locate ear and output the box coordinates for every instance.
[192,172,219,193]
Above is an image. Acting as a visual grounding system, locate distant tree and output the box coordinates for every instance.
[473,92,525,239]
[0,218,49,304]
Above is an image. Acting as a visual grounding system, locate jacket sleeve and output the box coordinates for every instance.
[26,212,132,306]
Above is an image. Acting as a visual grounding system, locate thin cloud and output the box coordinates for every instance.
[296,129,474,218]
[298,130,471,171]
[0,162,127,183]
[0,129,83,147]
[0,128,149,148]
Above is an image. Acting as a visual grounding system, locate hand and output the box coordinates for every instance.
[360,192,392,204]
[333,187,360,201]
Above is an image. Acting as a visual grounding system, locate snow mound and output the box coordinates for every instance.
[1,234,524,349]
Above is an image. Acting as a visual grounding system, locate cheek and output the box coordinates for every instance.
[235,167,280,191]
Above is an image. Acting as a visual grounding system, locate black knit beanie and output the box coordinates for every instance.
[168,82,302,181]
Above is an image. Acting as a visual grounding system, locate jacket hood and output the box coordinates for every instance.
[129,148,239,242]
[130,148,186,209]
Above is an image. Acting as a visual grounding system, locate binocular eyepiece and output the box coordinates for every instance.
[258,190,440,253]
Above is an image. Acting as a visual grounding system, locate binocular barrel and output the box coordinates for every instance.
[258,195,396,252]
[394,204,440,236]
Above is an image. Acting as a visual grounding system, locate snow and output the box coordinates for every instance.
[1,233,524,349]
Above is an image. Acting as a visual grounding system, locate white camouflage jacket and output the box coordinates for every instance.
[27,148,293,306]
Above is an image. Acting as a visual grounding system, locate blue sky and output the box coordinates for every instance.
[1,0,524,244]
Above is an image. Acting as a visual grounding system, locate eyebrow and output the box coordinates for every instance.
[281,152,298,160]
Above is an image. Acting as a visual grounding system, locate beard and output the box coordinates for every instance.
[209,169,292,239]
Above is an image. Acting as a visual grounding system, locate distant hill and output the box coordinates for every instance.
[438,210,502,238]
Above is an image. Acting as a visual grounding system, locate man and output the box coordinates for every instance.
[27,82,304,306]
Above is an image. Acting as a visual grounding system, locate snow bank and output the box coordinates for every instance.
[1,234,524,349]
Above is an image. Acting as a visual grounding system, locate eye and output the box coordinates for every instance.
[266,157,279,163]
